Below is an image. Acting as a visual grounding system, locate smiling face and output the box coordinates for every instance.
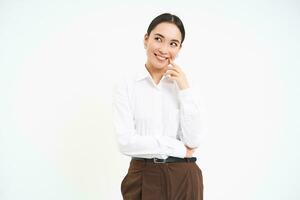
[144,22,182,70]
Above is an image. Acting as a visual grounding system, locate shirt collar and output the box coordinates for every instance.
[135,64,170,87]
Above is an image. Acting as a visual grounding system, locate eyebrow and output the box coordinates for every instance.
[154,33,181,44]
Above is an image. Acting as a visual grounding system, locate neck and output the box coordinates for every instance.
[145,63,167,84]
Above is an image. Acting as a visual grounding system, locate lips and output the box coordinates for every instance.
[154,53,168,61]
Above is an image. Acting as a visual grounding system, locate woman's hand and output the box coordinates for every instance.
[165,59,190,90]
[185,145,196,158]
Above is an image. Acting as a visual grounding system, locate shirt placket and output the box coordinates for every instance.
[153,86,163,135]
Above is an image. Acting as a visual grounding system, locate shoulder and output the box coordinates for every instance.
[113,71,138,95]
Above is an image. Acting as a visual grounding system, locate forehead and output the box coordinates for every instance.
[150,22,181,42]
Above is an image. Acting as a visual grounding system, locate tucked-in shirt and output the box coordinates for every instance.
[113,65,205,159]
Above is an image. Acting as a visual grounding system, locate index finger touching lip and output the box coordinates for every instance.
[168,58,175,66]
[167,58,172,67]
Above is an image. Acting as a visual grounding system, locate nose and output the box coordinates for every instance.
[158,43,169,55]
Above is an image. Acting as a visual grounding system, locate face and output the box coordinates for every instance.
[144,22,182,70]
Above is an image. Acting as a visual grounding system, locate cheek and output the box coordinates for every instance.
[146,44,157,55]
[149,43,159,51]
[146,48,154,57]
[170,50,179,59]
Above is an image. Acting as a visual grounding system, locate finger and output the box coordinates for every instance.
[168,58,183,72]
[165,69,179,77]
[169,58,180,67]
[168,57,173,64]
[167,66,180,74]
[168,57,172,64]
[167,58,173,69]
[167,62,180,73]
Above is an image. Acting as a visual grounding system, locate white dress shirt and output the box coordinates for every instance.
[113,65,205,159]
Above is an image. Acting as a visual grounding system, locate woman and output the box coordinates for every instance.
[113,13,204,200]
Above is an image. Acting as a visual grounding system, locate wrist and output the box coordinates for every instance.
[178,83,189,90]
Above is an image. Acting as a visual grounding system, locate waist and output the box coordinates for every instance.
[131,156,197,164]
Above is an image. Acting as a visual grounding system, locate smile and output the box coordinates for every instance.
[154,53,168,61]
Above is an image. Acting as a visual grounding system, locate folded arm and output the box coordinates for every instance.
[113,80,187,158]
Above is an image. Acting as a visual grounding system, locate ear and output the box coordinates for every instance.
[144,33,149,49]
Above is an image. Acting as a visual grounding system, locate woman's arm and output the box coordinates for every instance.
[178,88,206,148]
[113,78,187,158]
[165,60,207,148]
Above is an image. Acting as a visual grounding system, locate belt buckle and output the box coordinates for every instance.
[153,158,167,163]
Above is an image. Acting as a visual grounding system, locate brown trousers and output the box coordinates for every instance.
[121,159,203,200]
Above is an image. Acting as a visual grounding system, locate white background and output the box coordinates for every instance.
[1,0,299,199]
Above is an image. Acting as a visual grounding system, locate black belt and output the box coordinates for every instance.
[132,156,197,163]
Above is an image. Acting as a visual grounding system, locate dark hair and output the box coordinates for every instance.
[146,13,185,44]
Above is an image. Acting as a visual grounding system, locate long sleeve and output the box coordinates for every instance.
[178,87,207,148]
[112,79,187,159]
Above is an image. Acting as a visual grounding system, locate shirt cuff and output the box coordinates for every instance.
[157,136,186,158]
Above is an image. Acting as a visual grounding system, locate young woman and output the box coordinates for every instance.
[113,13,204,200]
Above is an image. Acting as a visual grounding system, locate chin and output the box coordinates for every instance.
[151,62,165,70]
[149,58,167,69]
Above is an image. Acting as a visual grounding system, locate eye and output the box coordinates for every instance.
[154,37,162,42]
[170,42,178,47]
